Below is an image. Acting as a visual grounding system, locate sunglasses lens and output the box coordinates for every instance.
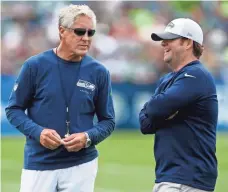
[74,29,86,36]
[88,30,96,37]
[74,28,95,37]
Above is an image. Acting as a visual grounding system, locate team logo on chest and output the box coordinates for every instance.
[76,79,96,91]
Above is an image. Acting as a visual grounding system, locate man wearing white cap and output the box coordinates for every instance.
[139,18,218,192]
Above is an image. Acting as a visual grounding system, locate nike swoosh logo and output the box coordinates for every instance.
[184,73,196,78]
[166,111,179,120]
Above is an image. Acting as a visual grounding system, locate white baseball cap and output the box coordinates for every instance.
[151,18,203,45]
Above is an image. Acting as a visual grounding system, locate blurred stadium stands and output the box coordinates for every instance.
[1,1,228,133]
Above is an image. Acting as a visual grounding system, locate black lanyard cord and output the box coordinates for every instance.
[55,47,82,136]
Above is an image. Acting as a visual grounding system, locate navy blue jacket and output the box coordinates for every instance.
[5,49,115,170]
[139,60,218,191]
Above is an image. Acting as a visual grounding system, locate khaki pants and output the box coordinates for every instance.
[153,182,213,192]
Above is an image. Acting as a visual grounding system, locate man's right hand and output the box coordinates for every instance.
[40,129,62,150]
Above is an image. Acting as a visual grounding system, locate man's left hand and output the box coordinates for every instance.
[62,133,87,152]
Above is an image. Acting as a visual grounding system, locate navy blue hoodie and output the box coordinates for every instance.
[139,60,218,191]
[5,49,115,170]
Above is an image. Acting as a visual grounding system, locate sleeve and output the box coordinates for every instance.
[145,71,205,122]
[86,69,115,145]
[139,77,166,134]
[139,102,157,134]
[5,61,44,142]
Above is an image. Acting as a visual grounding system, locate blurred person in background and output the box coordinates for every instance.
[139,18,218,192]
[5,4,115,192]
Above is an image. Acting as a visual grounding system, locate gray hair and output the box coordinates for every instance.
[58,4,96,28]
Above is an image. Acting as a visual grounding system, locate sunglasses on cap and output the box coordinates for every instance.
[68,28,96,37]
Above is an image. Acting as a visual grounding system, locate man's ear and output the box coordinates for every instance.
[59,26,65,40]
[186,39,193,50]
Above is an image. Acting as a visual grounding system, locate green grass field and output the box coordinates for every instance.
[2,131,228,192]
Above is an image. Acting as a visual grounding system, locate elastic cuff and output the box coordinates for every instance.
[32,125,44,142]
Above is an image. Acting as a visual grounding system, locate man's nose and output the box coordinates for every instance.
[81,33,90,40]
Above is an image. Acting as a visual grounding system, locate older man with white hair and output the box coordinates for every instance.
[5,4,115,192]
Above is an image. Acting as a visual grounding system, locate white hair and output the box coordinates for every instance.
[58,4,96,28]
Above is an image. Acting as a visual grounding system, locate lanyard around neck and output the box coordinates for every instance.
[55,47,82,136]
